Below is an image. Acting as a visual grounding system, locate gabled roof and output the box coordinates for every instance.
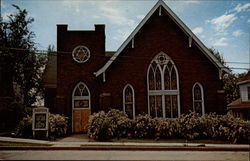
[227,98,250,110]
[94,0,230,77]
[237,71,250,85]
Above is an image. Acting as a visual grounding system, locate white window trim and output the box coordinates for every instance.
[72,82,91,110]
[123,84,135,119]
[147,51,180,118]
[192,82,205,115]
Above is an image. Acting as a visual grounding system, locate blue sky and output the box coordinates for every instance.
[1,0,250,73]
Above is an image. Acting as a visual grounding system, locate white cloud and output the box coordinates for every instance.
[209,14,237,32]
[232,30,243,37]
[93,15,101,19]
[113,29,130,41]
[184,1,200,4]
[192,27,203,35]
[234,3,250,12]
[100,5,136,27]
[62,0,81,13]
[213,37,228,47]
[136,15,145,20]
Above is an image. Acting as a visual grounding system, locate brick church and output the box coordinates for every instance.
[43,0,229,133]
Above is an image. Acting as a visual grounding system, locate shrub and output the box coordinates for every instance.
[154,117,180,139]
[88,109,131,140]
[13,113,68,139]
[49,114,68,139]
[12,116,33,138]
[133,114,155,138]
[88,109,250,143]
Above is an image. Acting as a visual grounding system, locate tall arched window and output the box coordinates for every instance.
[123,84,135,119]
[192,82,205,115]
[147,52,180,118]
[72,82,90,109]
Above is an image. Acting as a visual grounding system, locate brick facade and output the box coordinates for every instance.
[44,2,227,133]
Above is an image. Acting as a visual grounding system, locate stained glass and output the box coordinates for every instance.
[193,84,203,115]
[124,86,134,119]
[194,85,201,100]
[164,68,170,90]
[194,102,202,115]
[149,67,155,90]
[172,95,178,118]
[155,67,161,90]
[125,104,133,119]
[73,82,90,109]
[156,96,163,117]
[149,96,156,118]
[148,53,179,118]
[171,68,177,90]
[125,87,133,103]
[82,88,89,96]
[165,95,171,118]
[72,46,90,63]
[74,88,81,96]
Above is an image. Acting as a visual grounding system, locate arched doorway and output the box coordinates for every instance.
[72,82,90,133]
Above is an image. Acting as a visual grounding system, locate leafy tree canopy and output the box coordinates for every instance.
[0,5,47,107]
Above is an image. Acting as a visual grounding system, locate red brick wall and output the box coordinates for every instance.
[100,9,226,115]
[55,8,226,119]
[56,24,107,116]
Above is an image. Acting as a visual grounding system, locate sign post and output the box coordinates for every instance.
[32,107,49,138]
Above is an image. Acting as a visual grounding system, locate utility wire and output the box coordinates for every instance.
[0,47,249,70]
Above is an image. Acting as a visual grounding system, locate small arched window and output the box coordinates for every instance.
[123,84,135,119]
[72,82,90,109]
[192,83,205,115]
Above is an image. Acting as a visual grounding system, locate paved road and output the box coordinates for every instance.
[0,150,248,160]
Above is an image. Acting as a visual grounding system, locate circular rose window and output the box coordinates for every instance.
[72,46,90,63]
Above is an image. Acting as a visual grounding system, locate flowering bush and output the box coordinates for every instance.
[133,114,156,138]
[49,114,68,138]
[88,109,131,140]
[154,117,180,139]
[13,113,68,139]
[88,109,249,143]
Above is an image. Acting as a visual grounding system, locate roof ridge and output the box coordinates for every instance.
[94,0,229,77]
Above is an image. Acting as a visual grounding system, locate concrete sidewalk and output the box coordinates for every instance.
[0,136,249,151]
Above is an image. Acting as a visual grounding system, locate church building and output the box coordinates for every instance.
[43,0,229,133]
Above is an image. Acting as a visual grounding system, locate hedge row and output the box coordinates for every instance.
[88,109,250,143]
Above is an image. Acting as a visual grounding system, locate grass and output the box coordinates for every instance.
[0,141,51,147]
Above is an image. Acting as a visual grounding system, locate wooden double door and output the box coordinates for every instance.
[72,109,90,133]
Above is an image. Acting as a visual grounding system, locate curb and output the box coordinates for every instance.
[0,145,249,151]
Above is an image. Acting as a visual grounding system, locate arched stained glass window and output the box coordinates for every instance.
[123,84,135,119]
[147,52,180,118]
[72,82,90,109]
[192,83,205,115]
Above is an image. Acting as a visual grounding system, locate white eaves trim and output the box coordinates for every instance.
[94,0,230,77]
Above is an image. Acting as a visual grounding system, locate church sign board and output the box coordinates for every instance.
[32,107,49,137]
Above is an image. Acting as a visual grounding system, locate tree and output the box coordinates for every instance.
[0,5,46,107]
[223,72,246,104]
[209,47,246,104]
